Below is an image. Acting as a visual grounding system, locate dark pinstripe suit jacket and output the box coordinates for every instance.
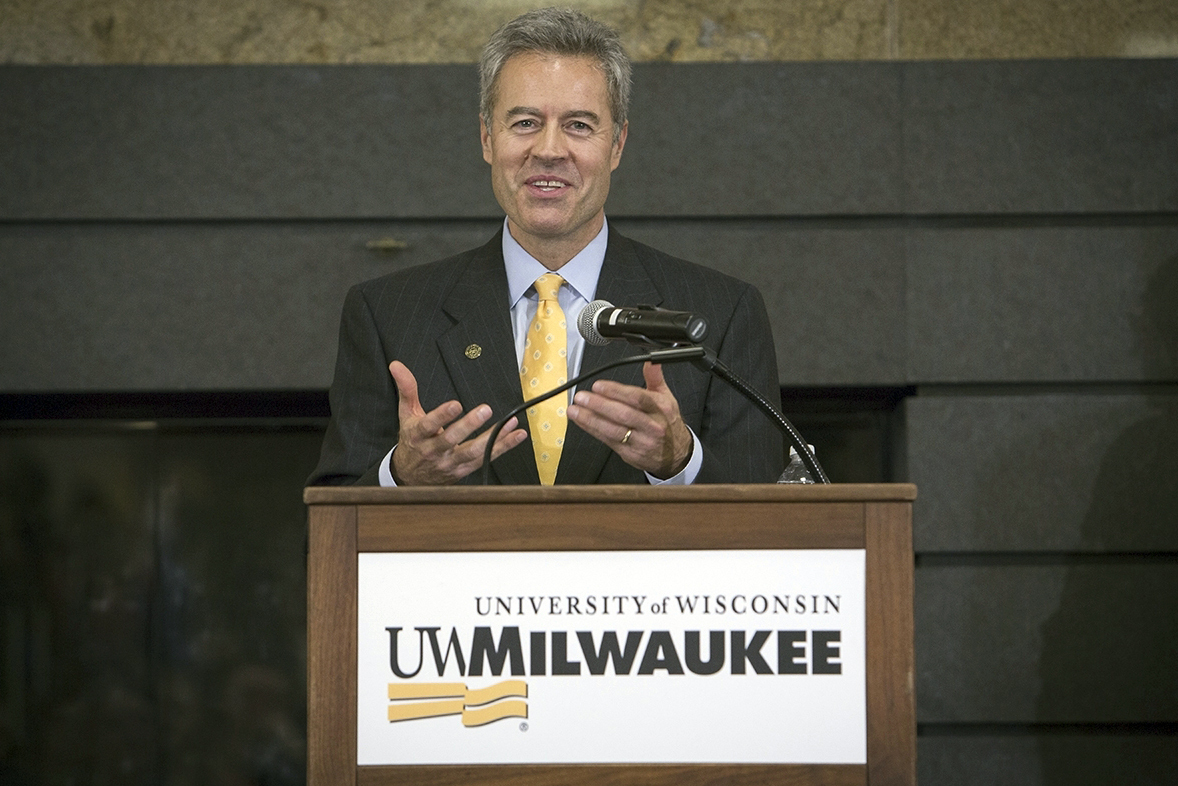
[308,229,784,486]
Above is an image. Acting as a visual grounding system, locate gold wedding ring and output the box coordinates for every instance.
[620,429,632,445]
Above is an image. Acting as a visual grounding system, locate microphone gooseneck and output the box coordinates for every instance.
[480,346,709,485]
[478,334,830,485]
[690,350,829,484]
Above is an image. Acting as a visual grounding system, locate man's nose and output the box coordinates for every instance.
[531,123,568,160]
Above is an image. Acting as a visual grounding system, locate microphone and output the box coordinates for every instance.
[578,300,708,346]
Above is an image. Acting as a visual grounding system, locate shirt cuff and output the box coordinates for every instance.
[645,426,702,486]
[378,446,398,487]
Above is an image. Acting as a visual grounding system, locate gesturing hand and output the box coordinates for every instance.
[566,361,693,479]
[388,361,528,485]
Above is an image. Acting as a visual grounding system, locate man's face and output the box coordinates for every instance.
[481,52,627,265]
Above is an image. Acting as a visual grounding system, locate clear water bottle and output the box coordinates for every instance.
[777,444,816,484]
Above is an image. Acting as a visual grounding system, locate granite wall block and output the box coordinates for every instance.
[905,394,1178,551]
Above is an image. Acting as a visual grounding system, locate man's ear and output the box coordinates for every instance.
[611,120,629,170]
[480,114,493,164]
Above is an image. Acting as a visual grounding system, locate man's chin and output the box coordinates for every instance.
[512,205,606,238]
[509,214,579,241]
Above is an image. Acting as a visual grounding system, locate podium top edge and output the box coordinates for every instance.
[303,483,917,506]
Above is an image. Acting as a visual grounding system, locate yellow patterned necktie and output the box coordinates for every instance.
[520,273,568,485]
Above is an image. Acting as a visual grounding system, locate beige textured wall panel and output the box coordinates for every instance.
[7,0,1175,63]
[622,0,894,61]
[4,0,891,64]
[900,0,1178,59]
[6,0,1178,64]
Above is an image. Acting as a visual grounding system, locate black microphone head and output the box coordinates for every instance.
[577,299,613,346]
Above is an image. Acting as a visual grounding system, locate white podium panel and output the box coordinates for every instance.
[357,549,866,765]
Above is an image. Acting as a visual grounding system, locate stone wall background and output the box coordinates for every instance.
[3,0,1178,64]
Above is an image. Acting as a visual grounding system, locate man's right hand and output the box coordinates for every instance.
[388,360,528,485]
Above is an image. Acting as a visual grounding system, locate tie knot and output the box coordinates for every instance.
[534,273,565,301]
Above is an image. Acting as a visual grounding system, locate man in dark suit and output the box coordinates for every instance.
[308,8,783,487]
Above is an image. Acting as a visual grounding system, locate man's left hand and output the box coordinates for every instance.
[567,361,692,479]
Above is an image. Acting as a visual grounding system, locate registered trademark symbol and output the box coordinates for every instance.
[519,722,529,732]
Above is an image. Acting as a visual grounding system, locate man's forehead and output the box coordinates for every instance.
[503,50,601,71]
[493,52,609,101]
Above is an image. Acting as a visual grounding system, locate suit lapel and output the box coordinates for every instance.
[436,234,539,485]
[556,231,665,484]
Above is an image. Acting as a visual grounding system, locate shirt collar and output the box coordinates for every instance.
[503,218,608,307]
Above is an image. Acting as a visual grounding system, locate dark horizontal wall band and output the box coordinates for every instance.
[916,382,1178,396]
[919,732,1178,786]
[0,217,915,390]
[779,386,915,411]
[3,60,1174,220]
[0,391,331,420]
[6,211,1176,228]
[919,722,1178,736]
[0,62,904,219]
[902,59,1178,215]
[0,64,493,221]
[906,224,1178,384]
[0,387,910,421]
[905,393,1178,551]
[0,219,502,392]
[917,552,1178,566]
[4,218,1173,391]
[916,562,1178,722]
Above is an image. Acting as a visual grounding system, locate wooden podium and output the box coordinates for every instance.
[306,483,916,786]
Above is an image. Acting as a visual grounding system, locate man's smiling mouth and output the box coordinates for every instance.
[528,179,569,191]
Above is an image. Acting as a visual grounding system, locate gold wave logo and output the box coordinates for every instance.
[387,680,528,727]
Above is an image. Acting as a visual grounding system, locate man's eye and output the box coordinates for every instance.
[569,121,591,132]
[515,119,536,129]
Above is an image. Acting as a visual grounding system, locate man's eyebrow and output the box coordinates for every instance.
[563,109,602,124]
[504,106,602,124]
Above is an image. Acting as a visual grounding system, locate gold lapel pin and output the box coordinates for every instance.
[464,344,482,359]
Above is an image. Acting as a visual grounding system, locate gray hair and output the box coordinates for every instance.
[479,7,632,143]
